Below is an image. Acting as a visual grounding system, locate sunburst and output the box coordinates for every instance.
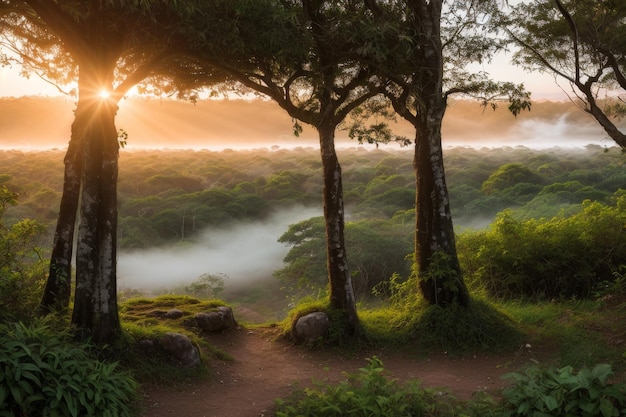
[98,89,111,100]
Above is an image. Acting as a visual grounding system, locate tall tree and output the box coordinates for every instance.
[503,0,626,148]
[1,0,224,343]
[190,0,394,335]
[379,0,530,307]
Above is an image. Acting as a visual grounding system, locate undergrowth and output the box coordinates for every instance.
[0,321,138,417]
[275,357,626,417]
[274,356,461,417]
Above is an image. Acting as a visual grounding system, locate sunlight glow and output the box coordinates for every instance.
[98,89,111,100]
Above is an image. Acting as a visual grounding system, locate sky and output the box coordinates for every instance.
[1,52,569,101]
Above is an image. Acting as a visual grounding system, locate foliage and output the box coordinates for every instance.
[184,273,226,299]
[481,163,543,195]
[2,145,623,248]
[502,0,626,148]
[458,191,626,301]
[0,322,138,417]
[275,216,413,301]
[0,184,47,322]
[274,356,456,417]
[499,363,626,417]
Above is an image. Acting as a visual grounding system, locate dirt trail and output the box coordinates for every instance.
[140,327,535,417]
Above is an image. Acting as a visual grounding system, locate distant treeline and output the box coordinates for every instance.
[1,144,624,301]
[1,144,624,246]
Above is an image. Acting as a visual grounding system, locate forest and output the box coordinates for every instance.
[2,0,626,416]
[2,142,626,416]
[2,144,624,313]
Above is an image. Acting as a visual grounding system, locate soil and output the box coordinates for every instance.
[139,326,543,417]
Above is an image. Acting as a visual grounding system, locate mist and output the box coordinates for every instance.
[117,205,321,292]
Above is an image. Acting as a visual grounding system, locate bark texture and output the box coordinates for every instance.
[414,107,470,307]
[410,0,469,307]
[71,87,121,344]
[40,137,82,312]
[318,123,359,334]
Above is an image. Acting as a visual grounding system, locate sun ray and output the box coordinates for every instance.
[98,89,110,100]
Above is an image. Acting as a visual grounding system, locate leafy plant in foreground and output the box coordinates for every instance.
[274,356,455,416]
[0,322,138,417]
[500,363,626,417]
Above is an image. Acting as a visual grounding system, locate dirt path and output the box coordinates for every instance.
[140,327,536,417]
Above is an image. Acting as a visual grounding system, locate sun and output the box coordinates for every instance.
[98,89,111,100]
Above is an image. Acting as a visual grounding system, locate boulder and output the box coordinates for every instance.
[195,306,236,332]
[159,332,201,368]
[293,312,330,345]
[164,308,184,319]
[145,309,167,318]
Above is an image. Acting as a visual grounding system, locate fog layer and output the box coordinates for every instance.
[118,205,321,291]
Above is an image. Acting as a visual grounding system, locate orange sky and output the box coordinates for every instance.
[0,96,619,150]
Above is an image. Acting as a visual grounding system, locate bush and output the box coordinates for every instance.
[0,322,138,417]
[499,363,626,417]
[0,184,47,322]
[274,356,456,417]
[458,192,626,300]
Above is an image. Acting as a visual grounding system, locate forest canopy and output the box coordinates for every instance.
[1,144,623,305]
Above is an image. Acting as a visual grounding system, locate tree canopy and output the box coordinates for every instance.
[0,0,232,344]
[503,0,626,148]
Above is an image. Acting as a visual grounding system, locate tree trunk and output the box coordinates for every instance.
[40,134,82,313]
[71,89,121,344]
[318,123,360,334]
[408,0,470,308]
[414,104,470,307]
[584,89,626,149]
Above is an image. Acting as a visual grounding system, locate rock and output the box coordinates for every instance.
[293,312,330,345]
[146,309,167,318]
[137,338,157,355]
[159,332,201,368]
[164,308,184,319]
[195,306,236,332]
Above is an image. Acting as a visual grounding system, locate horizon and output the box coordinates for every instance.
[0,95,620,151]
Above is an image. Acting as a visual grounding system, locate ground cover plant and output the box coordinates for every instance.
[273,357,626,417]
[274,356,460,417]
[499,363,626,417]
[0,322,138,417]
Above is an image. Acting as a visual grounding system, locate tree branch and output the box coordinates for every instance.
[24,0,89,57]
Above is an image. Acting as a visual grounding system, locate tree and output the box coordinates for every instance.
[1,1,227,343]
[190,0,396,335]
[378,0,530,307]
[503,0,626,148]
[275,217,413,300]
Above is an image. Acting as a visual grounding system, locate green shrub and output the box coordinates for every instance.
[0,184,48,322]
[274,356,456,417]
[499,363,626,417]
[458,192,626,301]
[0,322,138,417]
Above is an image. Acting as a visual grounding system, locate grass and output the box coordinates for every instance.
[358,296,523,355]
[114,290,626,390]
[118,295,232,383]
[495,298,626,371]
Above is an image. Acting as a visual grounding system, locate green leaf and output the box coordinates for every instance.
[542,394,559,411]
[600,397,615,417]
[592,364,613,385]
